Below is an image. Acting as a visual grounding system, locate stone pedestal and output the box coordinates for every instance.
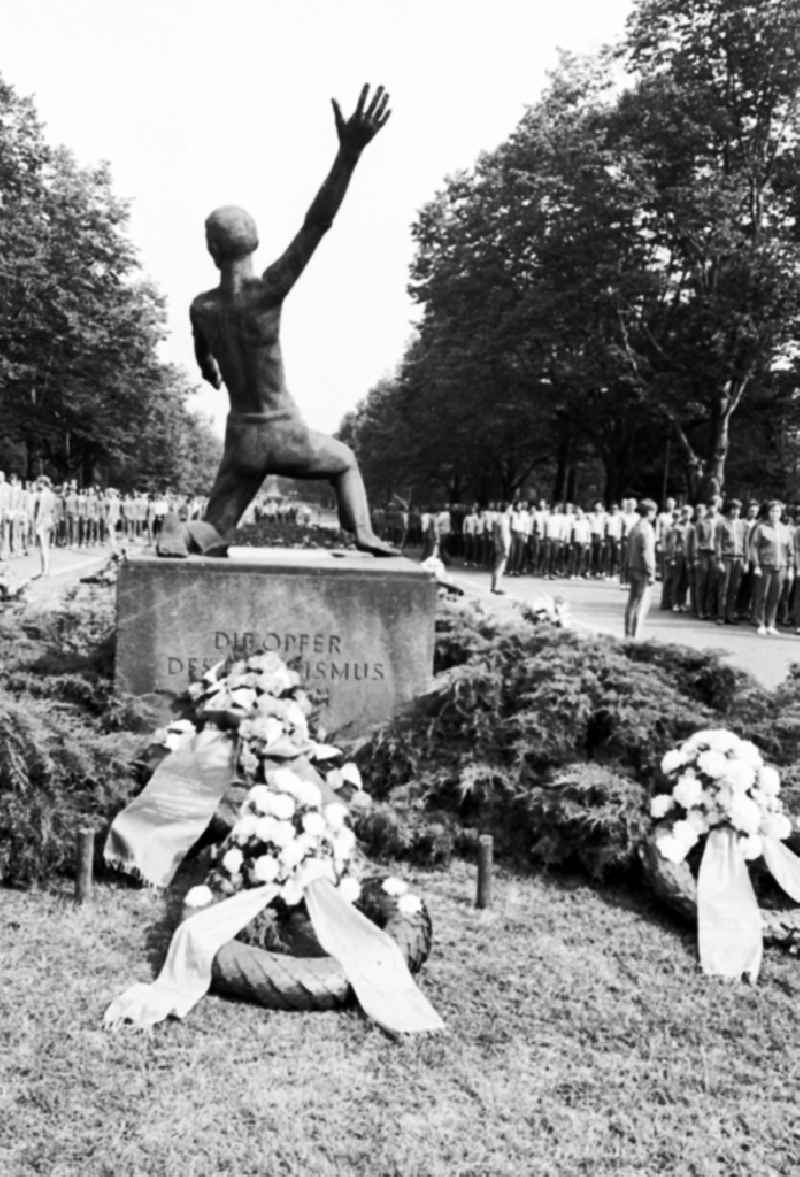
[115,549,436,736]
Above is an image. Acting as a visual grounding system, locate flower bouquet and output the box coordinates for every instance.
[104,647,442,1035]
[650,729,800,980]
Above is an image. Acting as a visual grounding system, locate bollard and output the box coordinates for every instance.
[75,826,95,903]
[476,834,494,909]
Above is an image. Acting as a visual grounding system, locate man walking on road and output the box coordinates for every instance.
[624,499,657,640]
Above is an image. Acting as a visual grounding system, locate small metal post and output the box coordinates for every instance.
[476,834,494,909]
[75,827,95,903]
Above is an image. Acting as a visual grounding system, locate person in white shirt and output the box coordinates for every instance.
[490,502,513,594]
[462,503,479,566]
[510,500,531,576]
[34,476,57,576]
[589,502,607,577]
[545,505,565,578]
[531,499,549,576]
[570,508,592,578]
[620,498,639,585]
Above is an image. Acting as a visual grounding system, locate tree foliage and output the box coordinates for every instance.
[344,0,800,502]
[0,76,220,489]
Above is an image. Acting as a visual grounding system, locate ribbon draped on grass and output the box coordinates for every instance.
[697,828,800,981]
[103,721,443,1035]
[104,878,444,1036]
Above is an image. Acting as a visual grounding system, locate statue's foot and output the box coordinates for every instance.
[156,513,190,558]
[186,520,228,557]
[354,532,401,558]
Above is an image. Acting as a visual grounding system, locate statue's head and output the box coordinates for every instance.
[205,205,258,264]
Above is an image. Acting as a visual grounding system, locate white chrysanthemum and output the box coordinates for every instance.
[338,876,361,904]
[230,687,257,711]
[324,802,349,832]
[325,769,344,792]
[251,716,285,745]
[397,892,422,916]
[247,785,273,816]
[650,794,674,820]
[672,819,699,854]
[270,820,295,849]
[661,749,684,776]
[761,813,792,841]
[729,795,761,836]
[187,681,205,702]
[722,759,756,794]
[690,730,739,754]
[282,879,304,907]
[247,652,284,673]
[184,884,213,908]
[332,828,356,860]
[251,854,280,883]
[302,811,325,837]
[298,780,322,808]
[233,815,259,842]
[673,774,705,810]
[737,740,763,768]
[253,816,278,843]
[382,876,409,897]
[280,840,307,871]
[655,830,689,864]
[263,768,302,797]
[341,762,362,788]
[741,834,764,861]
[239,746,259,777]
[222,847,244,875]
[758,765,781,797]
[685,809,709,836]
[697,749,729,780]
[270,792,296,821]
[283,700,309,736]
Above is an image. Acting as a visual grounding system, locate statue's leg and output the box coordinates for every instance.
[304,432,399,557]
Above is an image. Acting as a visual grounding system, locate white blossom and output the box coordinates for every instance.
[672,819,699,854]
[758,765,781,797]
[251,854,280,883]
[184,884,213,908]
[685,809,710,836]
[722,759,756,795]
[761,813,792,841]
[233,815,259,843]
[270,820,295,849]
[697,750,729,780]
[397,893,422,916]
[282,879,304,907]
[661,749,684,775]
[737,740,763,768]
[253,816,279,844]
[302,811,325,838]
[341,763,363,788]
[741,834,764,861]
[338,877,361,904]
[222,847,244,875]
[269,792,296,821]
[729,795,761,836]
[673,774,705,810]
[280,840,307,871]
[247,785,273,816]
[650,794,674,820]
[382,876,409,897]
[655,830,689,864]
[324,802,349,832]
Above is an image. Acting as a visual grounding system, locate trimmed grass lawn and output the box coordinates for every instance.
[2,860,800,1176]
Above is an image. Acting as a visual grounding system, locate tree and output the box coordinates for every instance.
[0,75,214,488]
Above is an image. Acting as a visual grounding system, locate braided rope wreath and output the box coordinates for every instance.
[639,839,800,949]
[183,876,434,1012]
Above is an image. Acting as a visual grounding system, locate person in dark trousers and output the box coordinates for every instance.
[624,499,657,640]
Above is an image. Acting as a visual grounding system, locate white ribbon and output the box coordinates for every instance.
[696,827,800,981]
[104,878,444,1035]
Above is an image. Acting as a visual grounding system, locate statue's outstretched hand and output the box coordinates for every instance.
[332,84,391,154]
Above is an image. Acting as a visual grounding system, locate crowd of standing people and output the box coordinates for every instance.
[374,495,800,639]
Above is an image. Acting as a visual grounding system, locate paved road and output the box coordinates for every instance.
[1,544,113,608]
[448,566,799,690]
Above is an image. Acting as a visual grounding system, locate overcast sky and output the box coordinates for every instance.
[4,0,633,435]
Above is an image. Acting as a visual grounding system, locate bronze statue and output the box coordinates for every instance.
[158,84,397,559]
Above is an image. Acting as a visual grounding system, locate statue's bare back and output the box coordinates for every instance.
[157,84,397,558]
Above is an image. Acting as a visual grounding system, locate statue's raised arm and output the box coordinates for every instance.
[263,84,391,299]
